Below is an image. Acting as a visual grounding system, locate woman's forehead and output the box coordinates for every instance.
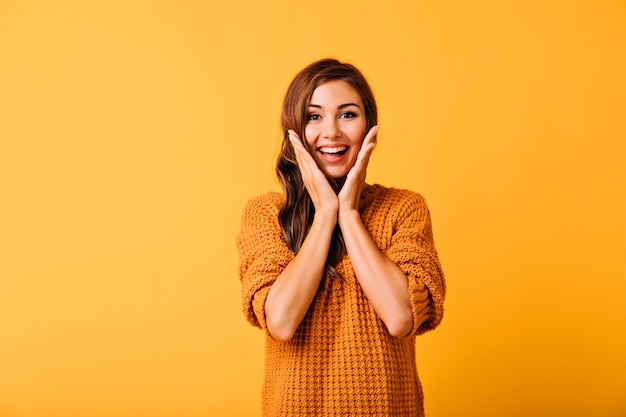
[309,80,362,107]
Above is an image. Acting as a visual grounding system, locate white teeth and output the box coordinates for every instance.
[319,146,347,154]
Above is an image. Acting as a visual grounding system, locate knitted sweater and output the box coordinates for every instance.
[237,184,445,416]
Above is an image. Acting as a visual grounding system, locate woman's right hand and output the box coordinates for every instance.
[288,130,338,217]
[264,131,339,342]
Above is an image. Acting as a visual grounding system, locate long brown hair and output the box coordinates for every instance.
[276,58,378,278]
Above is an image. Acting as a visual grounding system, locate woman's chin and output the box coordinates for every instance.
[321,165,351,180]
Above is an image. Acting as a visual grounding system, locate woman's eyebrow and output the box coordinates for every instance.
[307,102,361,109]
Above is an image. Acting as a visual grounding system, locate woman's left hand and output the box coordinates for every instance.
[338,125,378,212]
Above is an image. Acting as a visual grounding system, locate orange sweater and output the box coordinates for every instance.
[237,184,445,416]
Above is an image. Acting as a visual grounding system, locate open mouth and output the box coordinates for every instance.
[318,146,348,157]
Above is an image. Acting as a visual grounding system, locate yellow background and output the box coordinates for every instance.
[1,1,625,416]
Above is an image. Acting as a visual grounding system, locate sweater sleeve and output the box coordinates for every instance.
[236,193,295,332]
[385,191,446,336]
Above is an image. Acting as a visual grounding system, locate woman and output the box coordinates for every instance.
[237,58,445,416]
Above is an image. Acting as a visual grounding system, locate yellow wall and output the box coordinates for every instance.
[1,1,624,416]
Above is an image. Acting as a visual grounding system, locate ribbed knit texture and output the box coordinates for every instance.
[237,184,446,416]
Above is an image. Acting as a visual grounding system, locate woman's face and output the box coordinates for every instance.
[304,80,367,179]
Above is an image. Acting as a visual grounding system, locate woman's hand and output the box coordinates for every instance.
[338,125,378,213]
[336,125,413,337]
[288,130,338,216]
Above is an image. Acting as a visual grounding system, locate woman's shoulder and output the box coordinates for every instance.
[367,184,427,207]
[364,184,432,225]
[241,191,283,216]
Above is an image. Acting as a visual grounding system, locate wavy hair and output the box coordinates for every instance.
[276,58,378,278]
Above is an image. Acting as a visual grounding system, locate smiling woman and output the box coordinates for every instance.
[236,58,446,416]
[303,80,367,180]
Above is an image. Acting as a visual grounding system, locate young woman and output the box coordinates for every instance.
[237,58,446,416]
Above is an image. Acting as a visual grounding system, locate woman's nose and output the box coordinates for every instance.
[322,119,340,138]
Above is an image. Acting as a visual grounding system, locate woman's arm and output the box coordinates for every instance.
[263,209,336,342]
[337,126,413,337]
[385,193,445,337]
[338,210,414,337]
[263,131,338,342]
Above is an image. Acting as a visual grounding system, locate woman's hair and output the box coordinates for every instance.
[276,58,378,278]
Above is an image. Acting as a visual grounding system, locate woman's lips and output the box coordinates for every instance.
[318,145,348,154]
[317,146,349,163]
[317,145,348,163]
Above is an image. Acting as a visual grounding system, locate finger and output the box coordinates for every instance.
[287,129,300,139]
[343,128,377,188]
[363,125,379,147]
[288,130,313,157]
[288,132,308,167]
[353,125,378,163]
[289,132,321,176]
[288,133,325,195]
[288,131,308,157]
[287,132,333,191]
[356,138,376,167]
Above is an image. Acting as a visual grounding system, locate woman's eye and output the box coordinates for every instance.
[307,113,321,121]
[340,112,357,119]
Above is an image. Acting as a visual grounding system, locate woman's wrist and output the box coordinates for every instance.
[313,205,338,225]
[337,206,361,228]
